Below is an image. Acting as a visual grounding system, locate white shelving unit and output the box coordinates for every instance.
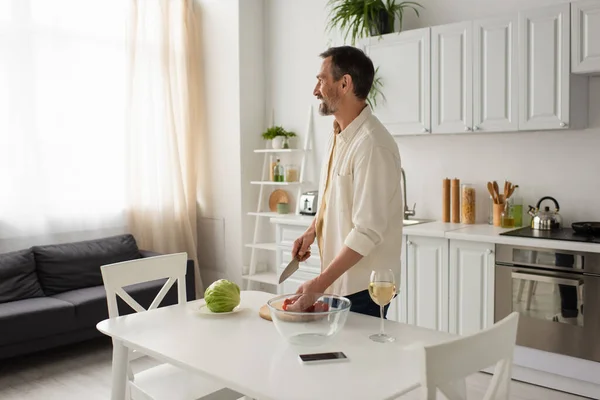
[243,106,314,291]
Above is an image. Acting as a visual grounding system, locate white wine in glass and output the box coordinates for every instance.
[369,269,396,343]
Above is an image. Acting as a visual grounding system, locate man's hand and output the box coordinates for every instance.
[285,277,327,312]
[292,225,316,262]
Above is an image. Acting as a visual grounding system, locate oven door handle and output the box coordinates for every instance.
[511,271,582,287]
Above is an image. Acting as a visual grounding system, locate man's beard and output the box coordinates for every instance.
[318,96,338,116]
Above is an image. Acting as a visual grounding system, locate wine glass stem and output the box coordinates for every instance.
[379,305,385,335]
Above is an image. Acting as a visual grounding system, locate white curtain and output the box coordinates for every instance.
[0,0,129,252]
[126,0,204,296]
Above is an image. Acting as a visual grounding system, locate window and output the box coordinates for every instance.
[0,0,128,238]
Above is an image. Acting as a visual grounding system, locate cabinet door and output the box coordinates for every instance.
[431,21,473,134]
[518,4,570,131]
[399,236,408,323]
[449,240,495,335]
[364,28,431,135]
[278,269,317,295]
[473,16,518,132]
[572,0,600,73]
[386,236,407,323]
[406,236,449,332]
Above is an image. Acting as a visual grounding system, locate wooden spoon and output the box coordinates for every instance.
[507,183,516,200]
[493,181,500,203]
[487,182,497,204]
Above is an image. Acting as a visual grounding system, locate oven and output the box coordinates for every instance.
[495,244,600,363]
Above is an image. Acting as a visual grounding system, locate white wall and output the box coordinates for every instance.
[195,0,243,288]
[239,0,272,289]
[266,0,600,226]
[195,0,270,290]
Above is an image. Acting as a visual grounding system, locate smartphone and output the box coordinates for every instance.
[298,352,348,364]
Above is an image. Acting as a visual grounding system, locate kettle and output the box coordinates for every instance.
[528,196,562,230]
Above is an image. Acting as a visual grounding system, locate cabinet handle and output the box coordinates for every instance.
[464,126,471,132]
[407,240,413,246]
[422,128,429,133]
[560,122,567,128]
[474,126,481,130]
[486,249,493,255]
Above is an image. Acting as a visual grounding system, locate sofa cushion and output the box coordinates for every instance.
[34,234,142,295]
[0,297,76,346]
[0,249,45,304]
[52,278,180,328]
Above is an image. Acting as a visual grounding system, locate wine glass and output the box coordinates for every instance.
[368,269,396,343]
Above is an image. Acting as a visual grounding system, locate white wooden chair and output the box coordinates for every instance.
[417,312,520,400]
[101,252,244,400]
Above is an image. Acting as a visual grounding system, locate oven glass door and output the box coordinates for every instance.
[496,264,600,363]
[510,269,583,327]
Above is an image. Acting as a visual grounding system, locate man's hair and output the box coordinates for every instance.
[319,46,375,101]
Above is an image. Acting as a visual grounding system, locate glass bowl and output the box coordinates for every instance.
[267,293,351,346]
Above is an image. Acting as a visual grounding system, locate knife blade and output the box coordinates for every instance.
[278,257,300,284]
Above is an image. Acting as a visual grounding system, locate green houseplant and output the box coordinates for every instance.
[261,126,297,149]
[326,0,424,46]
[367,66,385,109]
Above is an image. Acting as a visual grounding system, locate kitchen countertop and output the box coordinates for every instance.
[445,224,600,253]
[271,215,600,253]
[401,221,467,238]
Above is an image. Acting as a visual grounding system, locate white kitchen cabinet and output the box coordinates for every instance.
[431,21,473,134]
[385,236,407,323]
[277,268,318,295]
[518,3,588,131]
[448,240,495,336]
[363,28,431,135]
[473,15,518,132]
[406,236,449,332]
[572,0,600,74]
[399,235,408,323]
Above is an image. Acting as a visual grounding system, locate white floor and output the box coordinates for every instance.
[0,338,590,400]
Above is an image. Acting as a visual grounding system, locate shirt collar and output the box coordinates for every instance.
[333,105,372,143]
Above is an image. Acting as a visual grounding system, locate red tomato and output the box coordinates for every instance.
[282,297,295,311]
[312,301,330,312]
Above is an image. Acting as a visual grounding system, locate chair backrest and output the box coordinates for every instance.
[419,312,520,400]
[101,252,188,318]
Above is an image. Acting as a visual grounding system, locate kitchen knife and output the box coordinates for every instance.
[278,257,300,283]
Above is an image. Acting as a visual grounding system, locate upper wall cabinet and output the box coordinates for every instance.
[473,16,518,132]
[571,0,600,74]
[518,4,588,131]
[431,22,473,134]
[363,28,431,135]
[432,16,517,134]
[518,4,570,130]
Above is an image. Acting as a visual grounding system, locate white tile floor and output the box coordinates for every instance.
[0,338,590,400]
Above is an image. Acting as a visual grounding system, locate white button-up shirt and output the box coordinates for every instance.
[315,106,403,296]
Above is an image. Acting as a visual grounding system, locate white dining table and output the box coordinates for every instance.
[96,290,456,400]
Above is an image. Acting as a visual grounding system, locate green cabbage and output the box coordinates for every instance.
[204,279,240,312]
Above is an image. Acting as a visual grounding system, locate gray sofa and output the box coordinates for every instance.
[0,234,196,360]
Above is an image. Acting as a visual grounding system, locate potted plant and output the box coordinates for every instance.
[261,126,297,149]
[326,0,424,46]
[368,66,386,109]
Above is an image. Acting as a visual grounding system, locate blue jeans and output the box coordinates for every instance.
[346,289,390,319]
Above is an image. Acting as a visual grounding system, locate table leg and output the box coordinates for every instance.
[110,339,129,400]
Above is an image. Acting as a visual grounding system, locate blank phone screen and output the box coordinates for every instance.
[299,352,347,362]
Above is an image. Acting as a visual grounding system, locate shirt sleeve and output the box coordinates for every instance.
[344,143,402,257]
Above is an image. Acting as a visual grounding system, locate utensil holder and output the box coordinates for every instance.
[492,195,506,227]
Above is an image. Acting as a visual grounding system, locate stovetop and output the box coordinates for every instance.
[500,227,600,244]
